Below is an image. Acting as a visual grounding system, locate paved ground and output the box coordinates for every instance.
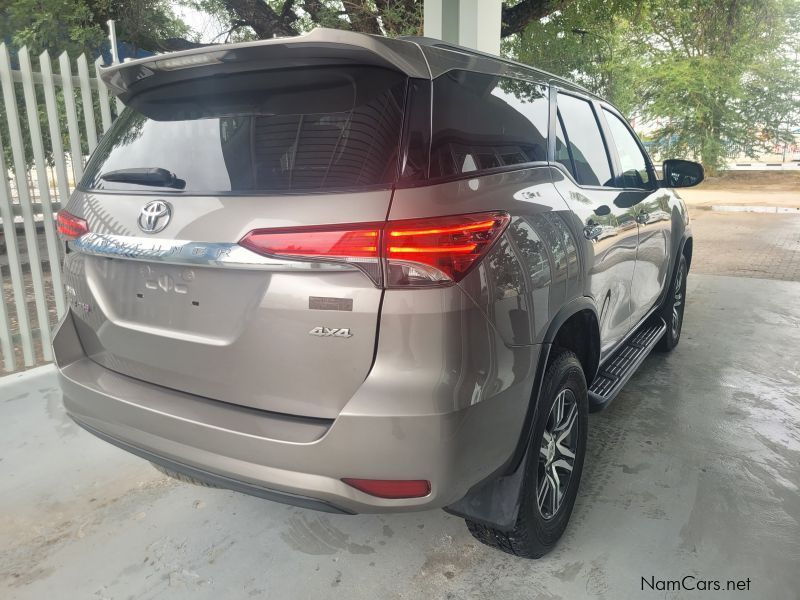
[1,273,798,600]
[688,210,800,280]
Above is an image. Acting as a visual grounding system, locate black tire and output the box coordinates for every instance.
[656,253,688,352]
[466,350,589,558]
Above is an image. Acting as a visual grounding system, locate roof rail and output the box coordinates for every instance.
[400,35,595,96]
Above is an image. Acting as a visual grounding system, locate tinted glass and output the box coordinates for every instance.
[430,71,548,178]
[557,93,612,186]
[555,112,574,177]
[81,67,406,193]
[400,79,432,181]
[603,108,652,188]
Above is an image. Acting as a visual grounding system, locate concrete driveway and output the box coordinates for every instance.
[1,273,799,599]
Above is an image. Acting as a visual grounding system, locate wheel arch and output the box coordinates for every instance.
[543,299,601,385]
[444,298,599,531]
[682,235,693,269]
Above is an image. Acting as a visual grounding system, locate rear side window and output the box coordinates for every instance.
[602,108,652,189]
[557,93,613,186]
[80,67,407,194]
[429,71,548,179]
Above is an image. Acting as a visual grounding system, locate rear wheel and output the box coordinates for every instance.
[466,350,588,558]
[656,253,688,352]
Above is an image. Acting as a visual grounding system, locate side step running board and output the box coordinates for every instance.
[589,317,667,411]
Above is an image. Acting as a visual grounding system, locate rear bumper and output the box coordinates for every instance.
[55,299,539,514]
[70,416,353,514]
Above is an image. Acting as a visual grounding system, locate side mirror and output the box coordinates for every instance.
[662,159,704,188]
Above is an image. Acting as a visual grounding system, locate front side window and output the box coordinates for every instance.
[602,108,652,189]
[80,66,407,194]
[557,93,613,187]
[430,71,549,178]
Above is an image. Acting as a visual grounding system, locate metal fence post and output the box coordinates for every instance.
[18,47,66,318]
[76,53,99,152]
[0,44,52,362]
[58,52,84,183]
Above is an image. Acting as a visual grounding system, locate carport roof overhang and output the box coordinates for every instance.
[99,28,432,103]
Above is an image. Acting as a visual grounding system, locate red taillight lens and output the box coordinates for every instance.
[56,209,89,240]
[342,478,431,499]
[240,225,381,259]
[384,212,509,286]
[237,211,509,288]
[240,223,383,285]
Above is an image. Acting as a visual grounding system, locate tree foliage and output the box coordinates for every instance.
[508,0,800,173]
[0,0,190,172]
[0,0,190,57]
[186,0,577,41]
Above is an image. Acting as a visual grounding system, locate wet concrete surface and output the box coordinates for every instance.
[1,273,799,599]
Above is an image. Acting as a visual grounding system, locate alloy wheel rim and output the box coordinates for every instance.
[672,264,685,338]
[537,389,578,520]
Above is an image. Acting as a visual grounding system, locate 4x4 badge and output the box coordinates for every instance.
[309,326,352,338]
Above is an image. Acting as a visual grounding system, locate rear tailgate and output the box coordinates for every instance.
[63,62,407,420]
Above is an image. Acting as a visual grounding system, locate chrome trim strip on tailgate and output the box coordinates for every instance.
[70,232,355,272]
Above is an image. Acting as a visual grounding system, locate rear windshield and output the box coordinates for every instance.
[80,66,407,194]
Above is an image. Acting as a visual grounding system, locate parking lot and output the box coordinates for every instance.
[2,271,799,599]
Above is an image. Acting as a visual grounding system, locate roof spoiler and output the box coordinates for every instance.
[99,28,431,103]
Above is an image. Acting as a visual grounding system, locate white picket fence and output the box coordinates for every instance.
[0,43,121,374]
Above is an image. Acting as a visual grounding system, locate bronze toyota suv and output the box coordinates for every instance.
[53,29,701,558]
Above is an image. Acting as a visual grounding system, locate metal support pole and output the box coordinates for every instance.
[424,0,501,55]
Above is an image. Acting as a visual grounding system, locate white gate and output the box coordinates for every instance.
[0,44,120,374]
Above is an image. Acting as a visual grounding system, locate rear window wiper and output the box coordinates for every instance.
[100,167,186,189]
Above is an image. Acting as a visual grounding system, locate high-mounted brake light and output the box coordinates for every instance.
[56,209,89,240]
[342,478,431,499]
[155,51,226,71]
[238,211,509,288]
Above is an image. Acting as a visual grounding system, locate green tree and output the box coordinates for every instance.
[632,0,800,173]
[1,0,106,57]
[185,0,580,41]
[0,0,191,171]
[508,0,800,173]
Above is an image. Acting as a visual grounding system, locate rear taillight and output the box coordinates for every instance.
[238,211,509,288]
[384,212,509,287]
[239,223,383,285]
[342,478,431,499]
[56,209,89,240]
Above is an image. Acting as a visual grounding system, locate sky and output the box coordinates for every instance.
[173,4,230,43]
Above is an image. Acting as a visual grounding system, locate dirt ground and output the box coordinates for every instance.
[695,170,800,191]
[680,171,800,209]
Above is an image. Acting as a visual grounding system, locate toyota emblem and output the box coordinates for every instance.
[137,200,171,233]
